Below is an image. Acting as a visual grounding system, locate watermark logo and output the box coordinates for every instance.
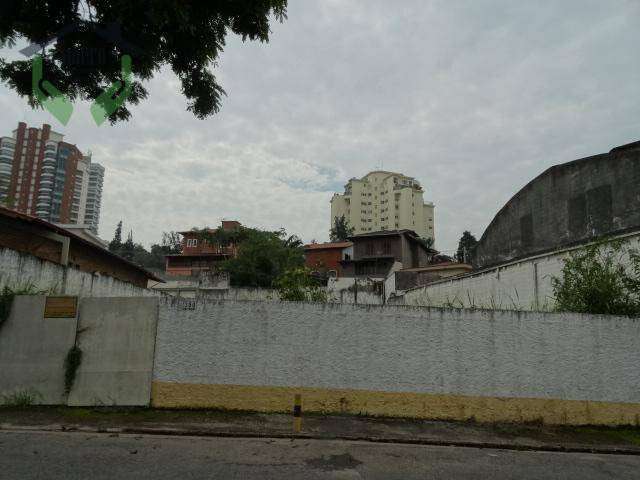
[21,22,140,126]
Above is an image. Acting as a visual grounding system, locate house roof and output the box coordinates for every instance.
[304,241,352,250]
[400,263,473,272]
[348,229,438,254]
[165,253,232,258]
[348,229,418,240]
[177,228,217,236]
[0,206,163,282]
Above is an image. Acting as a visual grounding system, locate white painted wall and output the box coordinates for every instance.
[0,247,160,297]
[155,299,640,405]
[199,288,280,301]
[0,296,77,404]
[68,297,158,406]
[327,277,384,305]
[0,296,158,406]
[402,233,640,311]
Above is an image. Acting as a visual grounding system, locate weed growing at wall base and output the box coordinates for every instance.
[1,389,41,407]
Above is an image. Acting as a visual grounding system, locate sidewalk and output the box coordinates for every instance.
[2,407,640,455]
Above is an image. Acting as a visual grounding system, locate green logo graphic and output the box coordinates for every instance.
[32,54,133,126]
[90,54,132,126]
[32,55,74,125]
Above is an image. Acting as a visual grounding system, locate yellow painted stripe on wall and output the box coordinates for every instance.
[151,381,640,426]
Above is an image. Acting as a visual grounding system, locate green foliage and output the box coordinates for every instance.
[64,345,83,395]
[0,1,287,123]
[0,284,41,329]
[108,220,180,271]
[1,389,41,407]
[109,221,123,251]
[552,240,640,316]
[274,267,328,302]
[456,231,478,263]
[417,236,434,250]
[212,227,304,288]
[330,215,354,242]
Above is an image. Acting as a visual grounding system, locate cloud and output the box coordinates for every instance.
[1,0,638,253]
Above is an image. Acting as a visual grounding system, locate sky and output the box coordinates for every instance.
[1,0,639,254]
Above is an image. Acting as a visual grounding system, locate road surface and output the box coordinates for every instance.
[1,430,638,479]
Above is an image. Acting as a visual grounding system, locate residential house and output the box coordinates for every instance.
[164,220,241,277]
[303,241,352,278]
[340,229,435,279]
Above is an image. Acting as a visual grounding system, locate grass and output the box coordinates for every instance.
[1,390,41,408]
[572,427,640,446]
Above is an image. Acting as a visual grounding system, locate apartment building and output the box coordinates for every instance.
[330,171,435,241]
[0,122,104,234]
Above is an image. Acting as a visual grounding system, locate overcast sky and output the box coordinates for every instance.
[1,1,639,253]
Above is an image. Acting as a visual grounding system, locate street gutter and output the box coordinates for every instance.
[3,423,640,456]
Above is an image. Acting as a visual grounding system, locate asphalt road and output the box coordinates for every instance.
[1,430,639,479]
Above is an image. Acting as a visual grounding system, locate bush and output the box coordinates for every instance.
[275,267,328,302]
[551,240,640,316]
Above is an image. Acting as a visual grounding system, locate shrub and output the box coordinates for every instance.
[551,240,640,316]
[275,267,328,302]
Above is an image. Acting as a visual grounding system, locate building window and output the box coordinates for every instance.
[186,238,198,247]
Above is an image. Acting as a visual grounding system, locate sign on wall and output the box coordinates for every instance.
[44,296,78,318]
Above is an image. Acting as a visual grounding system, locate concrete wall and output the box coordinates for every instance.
[475,144,640,268]
[327,277,384,305]
[0,295,158,406]
[68,297,158,406]
[0,247,160,297]
[0,296,77,404]
[403,233,640,311]
[153,299,640,425]
[198,287,280,302]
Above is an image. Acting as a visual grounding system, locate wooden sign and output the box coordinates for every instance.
[44,296,77,318]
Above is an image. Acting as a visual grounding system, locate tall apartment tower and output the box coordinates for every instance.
[330,171,435,241]
[0,122,104,233]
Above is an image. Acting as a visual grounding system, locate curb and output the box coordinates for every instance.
[3,423,640,456]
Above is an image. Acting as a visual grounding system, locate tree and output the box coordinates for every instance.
[215,227,304,288]
[161,231,182,254]
[330,215,354,242]
[456,231,478,264]
[108,220,123,252]
[551,240,640,316]
[0,1,287,123]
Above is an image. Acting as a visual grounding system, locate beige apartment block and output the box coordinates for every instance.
[330,171,435,242]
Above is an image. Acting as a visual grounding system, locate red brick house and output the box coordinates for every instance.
[303,241,353,278]
[165,220,241,277]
